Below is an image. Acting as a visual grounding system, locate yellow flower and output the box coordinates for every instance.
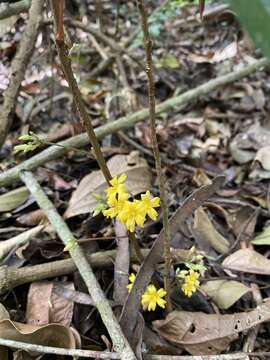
[103,194,128,219]
[141,284,166,311]
[181,269,200,297]
[117,200,145,232]
[138,190,160,221]
[126,273,136,292]
[106,174,128,205]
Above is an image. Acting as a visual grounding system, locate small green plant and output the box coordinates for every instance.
[13,132,45,154]
[175,248,207,297]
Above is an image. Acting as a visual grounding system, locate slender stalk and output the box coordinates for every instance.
[19,170,137,360]
[49,0,111,185]
[136,0,172,311]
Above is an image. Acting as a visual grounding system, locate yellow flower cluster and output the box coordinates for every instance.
[127,273,166,312]
[181,269,200,297]
[103,174,160,232]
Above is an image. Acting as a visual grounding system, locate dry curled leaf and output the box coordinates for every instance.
[193,207,230,254]
[64,152,152,218]
[254,145,270,170]
[201,280,250,309]
[153,299,270,355]
[0,225,44,261]
[0,301,76,360]
[222,248,270,275]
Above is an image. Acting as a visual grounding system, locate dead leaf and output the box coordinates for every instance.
[16,209,46,226]
[193,207,230,254]
[230,123,270,164]
[0,300,76,359]
[212,42,237,62]
[153,299,270,355]
[0,225,44,261]
[26,281,74,327]
[254,145,270,170]
[222,248,270,275]
[201,280,250,309]
[0,187,29,212]
[0,320,76,351]
[0,15,18,36]
[64,152,152,218]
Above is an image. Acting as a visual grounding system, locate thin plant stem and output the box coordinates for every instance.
[49,0,112,185]
[136,0,172,311]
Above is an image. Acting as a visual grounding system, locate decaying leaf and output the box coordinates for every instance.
[0,225,44,261]
[193,207,230,254]
[64,152,152,218]
[201,280,250,309]
[153,299,270,355]
[222,248,270,275]
[230,123,270,164]
[254,145,270,170]
[0,186,29,212]
[26,281,74,327]
[0,303,76,359]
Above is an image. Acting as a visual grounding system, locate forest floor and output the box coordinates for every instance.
[1,1,270,359]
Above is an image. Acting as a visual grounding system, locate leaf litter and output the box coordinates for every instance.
[2,0,270,359]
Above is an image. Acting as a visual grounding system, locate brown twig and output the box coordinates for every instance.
[0,247,192,293]
[0,0,44,148]
[136,0,172,311]
[49,0,112,185]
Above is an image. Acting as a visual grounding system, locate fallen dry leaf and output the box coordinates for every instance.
[222,248,270,275]
[193,207,230,253]
[153,299,270,355]
[0,302,76,360]
[254,145,270,170]
[64,152,152,218]
[26,281,74,327]
[201,280,250,309]
[0,225,44,261]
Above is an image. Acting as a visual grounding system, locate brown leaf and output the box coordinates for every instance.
[0,225,44,261]
[193,207,230,254]
[0,300,76,359]
[26,281,74,327]
[201,280,250,309]
[16,209,46,227]
[64,152,152,218]
[153,300,270,355]
[222,248,270,275]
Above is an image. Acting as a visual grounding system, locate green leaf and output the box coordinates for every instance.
[0,187,29,212]
[157,53,180,69]
[228,0,270,58]
[251,225,270,245]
